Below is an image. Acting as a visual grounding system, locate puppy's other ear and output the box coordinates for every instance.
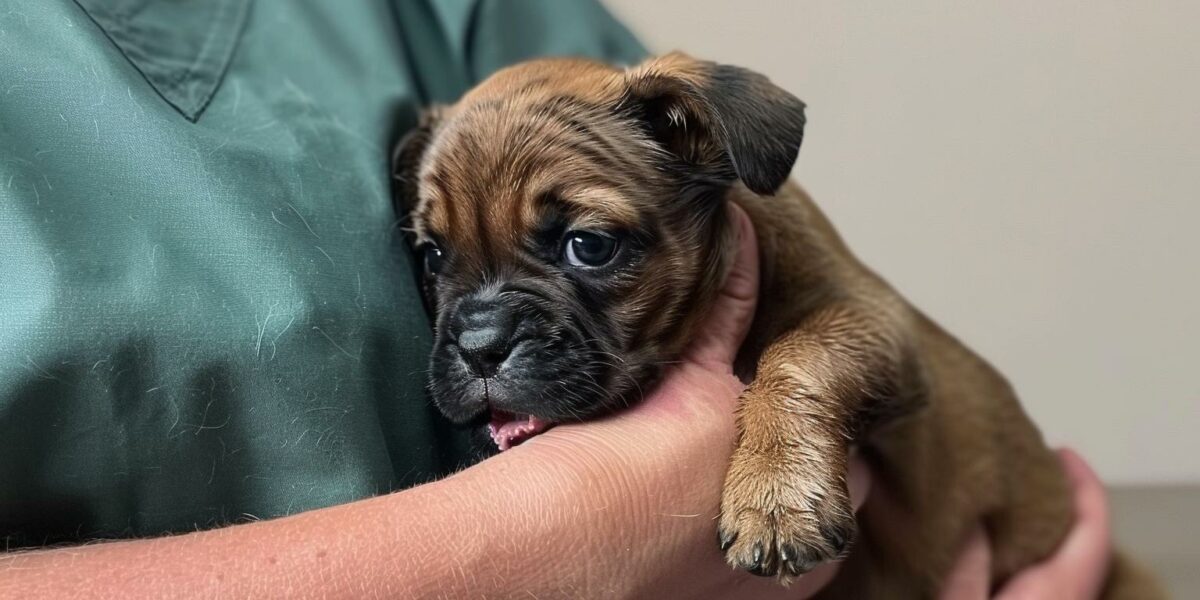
[391,107,444,218]
[621,52,805,195]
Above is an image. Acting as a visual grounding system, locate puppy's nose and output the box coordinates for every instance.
[452,300,516,378]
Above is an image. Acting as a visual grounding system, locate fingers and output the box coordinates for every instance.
[938,526,992,600]
[995,448,1113,599]
[685,202,761,369]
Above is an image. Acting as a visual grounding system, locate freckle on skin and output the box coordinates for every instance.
[316,550,327,559]
[269,556,278,565]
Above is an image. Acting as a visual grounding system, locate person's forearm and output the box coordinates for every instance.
[0,421,710,600]
[1,477,469,598]
[0,449,588,599]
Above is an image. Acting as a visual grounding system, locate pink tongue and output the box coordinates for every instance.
[488,411,550,451]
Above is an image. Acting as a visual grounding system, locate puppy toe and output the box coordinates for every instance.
[718,476,856,583]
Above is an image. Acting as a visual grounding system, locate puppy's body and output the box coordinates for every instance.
[733,181,1070,596]
[393,54,1161,598]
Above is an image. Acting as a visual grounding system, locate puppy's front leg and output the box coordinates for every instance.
[718,302,905,580]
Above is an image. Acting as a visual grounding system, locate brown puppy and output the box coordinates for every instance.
[392,53,1161,598]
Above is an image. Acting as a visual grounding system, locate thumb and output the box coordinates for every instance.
[684,201,760,369]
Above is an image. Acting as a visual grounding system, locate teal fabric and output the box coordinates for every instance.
[0,0,644,545]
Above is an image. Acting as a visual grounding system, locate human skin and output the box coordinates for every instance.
[937,448,1114,600]
[0,205,1110,599]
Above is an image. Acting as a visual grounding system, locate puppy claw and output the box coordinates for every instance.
[718,528,737,551]
[778,542,793,564]
[746,543,772,577]
[784,547,822,577]
[783,556,805,578]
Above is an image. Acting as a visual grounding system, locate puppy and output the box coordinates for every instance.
[391,53,1161,598]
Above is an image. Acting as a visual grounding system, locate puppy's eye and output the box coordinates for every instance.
[564,231,618,267]
[421,244,444,276]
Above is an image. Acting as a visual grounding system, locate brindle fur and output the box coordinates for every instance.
[393,53,1162,598]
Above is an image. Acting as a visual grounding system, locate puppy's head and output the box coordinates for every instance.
[392,53,805,449]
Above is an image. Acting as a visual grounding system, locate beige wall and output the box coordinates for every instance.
[605,1,1199,485]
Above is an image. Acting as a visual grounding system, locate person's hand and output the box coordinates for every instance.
[938,448,1113,599]
[516,202,871,599]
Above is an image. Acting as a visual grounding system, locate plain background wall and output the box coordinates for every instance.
[604,1,1198,486]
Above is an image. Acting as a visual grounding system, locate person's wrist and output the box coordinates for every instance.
[417,439,631,596]
[500,364,742,592]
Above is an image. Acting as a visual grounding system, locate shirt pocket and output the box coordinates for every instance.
[73,0,252,122]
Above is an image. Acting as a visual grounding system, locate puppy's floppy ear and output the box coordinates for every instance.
[391,107,444,218]
[621,52,806,195]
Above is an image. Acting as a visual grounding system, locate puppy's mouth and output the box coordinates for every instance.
[487,408,551,451]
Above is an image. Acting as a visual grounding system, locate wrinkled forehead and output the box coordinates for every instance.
[412,97,648,250]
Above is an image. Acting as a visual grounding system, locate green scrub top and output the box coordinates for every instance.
[0,0,644,546]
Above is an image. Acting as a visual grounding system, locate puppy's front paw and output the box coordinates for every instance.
[716,445,855,580]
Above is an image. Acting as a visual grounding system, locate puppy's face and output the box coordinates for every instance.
[392,54,805,449]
